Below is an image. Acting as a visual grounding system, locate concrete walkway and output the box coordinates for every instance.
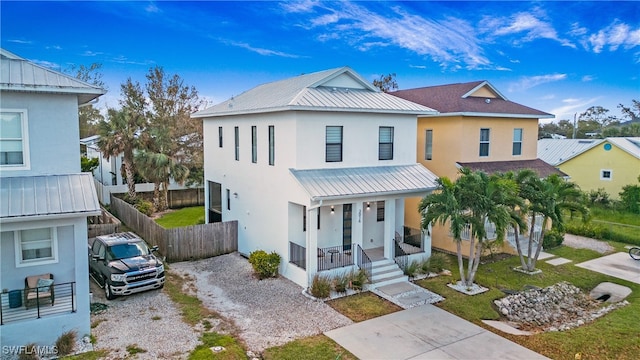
[325,305,548,360]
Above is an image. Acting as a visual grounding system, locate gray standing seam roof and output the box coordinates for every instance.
[290,164,438,201]
[0,173,100,219]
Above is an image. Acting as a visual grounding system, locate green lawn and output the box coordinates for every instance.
[262,335,357,360]
[415,251,640,360]
[155,206,205,228]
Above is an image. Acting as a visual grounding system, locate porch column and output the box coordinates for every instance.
[352,202,364,251]
[383,199,396,259]
[307,207,319,287]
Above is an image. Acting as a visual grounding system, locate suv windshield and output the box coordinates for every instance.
[106,241,149,261]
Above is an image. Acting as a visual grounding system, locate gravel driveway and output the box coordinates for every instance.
[563,234,615,254]
[171,252,353,353]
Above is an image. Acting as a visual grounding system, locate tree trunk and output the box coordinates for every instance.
[468,238,483,286]
[161,180,170,211]
[465,237,476,287]
[526,214,537,270]
[456,241,467,286]
[152,182,161,211]
[514,225,528,270]
[529,217,549,271]
[123,151,136,200]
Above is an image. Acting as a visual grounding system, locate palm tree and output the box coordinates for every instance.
[135,150,189,211]
[97,108,139,200]
[517,173,588,272]
[420,169,518,287]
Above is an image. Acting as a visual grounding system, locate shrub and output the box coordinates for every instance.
[134,199,154,216]
[619,183,640,214]
[18,344,38,360]
[333,272,349,294]
[248,250,281,279]
[310,274,331,298]
[349,269,368,291]
[402,260,420,278]
[565,222,640,246]
[585,188,611,207]
[421,252,449,274]
[55,330,77,356]
[542,228,565,249]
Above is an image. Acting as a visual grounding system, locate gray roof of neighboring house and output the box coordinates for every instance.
[192,67,437,118]
[0,173,100,220]
[0,48,106,105]
[290,164,438,201]
[538,137,640,165]
[391,80,553,119]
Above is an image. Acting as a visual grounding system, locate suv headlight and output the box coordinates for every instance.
[157,264,164,274]
[111,274,126,282]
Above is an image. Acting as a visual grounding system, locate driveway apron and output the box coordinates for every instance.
[325,304,548,360]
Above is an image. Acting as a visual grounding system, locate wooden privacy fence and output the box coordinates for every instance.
[109,194,237,262]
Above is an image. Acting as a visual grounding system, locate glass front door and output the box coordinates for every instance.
[343,204,352,251]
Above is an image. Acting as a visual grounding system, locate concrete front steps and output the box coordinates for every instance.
[369,259,407,288]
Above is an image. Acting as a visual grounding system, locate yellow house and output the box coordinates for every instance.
[392,80,562,256]
[538,137,640,199]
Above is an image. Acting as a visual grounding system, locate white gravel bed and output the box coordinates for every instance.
[171,252,353,353]
[563,234,614,254]
[90,280,200,359]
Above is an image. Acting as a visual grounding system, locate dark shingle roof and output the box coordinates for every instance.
[456,159,566,178]
[391,81,552,118]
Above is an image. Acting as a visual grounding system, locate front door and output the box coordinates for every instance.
[343,204,352,251]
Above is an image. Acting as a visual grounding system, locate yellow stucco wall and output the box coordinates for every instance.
[559,141,640,199]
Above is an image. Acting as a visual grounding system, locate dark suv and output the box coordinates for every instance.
[88,232,165,300]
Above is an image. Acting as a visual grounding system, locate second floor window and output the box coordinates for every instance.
[379,126,394,160]
[234,126,239,161]
[425,129,433,160]
[251,126,257,163]
[479,128,490,157]
[268,125,275,166]
[513,128,523,156]
[326,126,343,162]
[218,126,223,148]
[0,110,29,169]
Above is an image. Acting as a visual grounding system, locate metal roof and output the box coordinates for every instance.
[538,138,605,165]
[0,48,106,105]
[0,173,100,220]
[290,164,438,201]
[192,66,437,118]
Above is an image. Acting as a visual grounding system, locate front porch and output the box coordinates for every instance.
[1,282,77,325]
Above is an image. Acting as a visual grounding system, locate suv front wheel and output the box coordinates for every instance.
[104,282,116,300]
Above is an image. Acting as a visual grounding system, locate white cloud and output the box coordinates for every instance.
[8,39,32,44]
[281,0,320,13]
[222,40,302,58]
[508,74,567,92]
[549,97,602,120]
[480,11,575,48]
[409,64,427,69]
[581,75,595,82]
[588,21,640,53]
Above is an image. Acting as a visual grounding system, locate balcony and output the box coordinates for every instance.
[1,282,77,325]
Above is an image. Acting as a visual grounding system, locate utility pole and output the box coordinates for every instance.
[572,113,578,139]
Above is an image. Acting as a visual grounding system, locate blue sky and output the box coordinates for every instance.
[2,1,639,122]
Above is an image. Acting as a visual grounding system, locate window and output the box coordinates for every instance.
[425,129,433,160]
[15,227,58,267]
[512,128,523,156]
[226,189,231,210]
[378,126,394,160]
[0,110,29,169]
[600,170,612,180]
[268,125,275,166]
[303,206,307,232]
[251,126,257,163]
[208,181,222,223]
[479,128,490,157]
[218,126,223,148]
[377,201,385,222]
[234,126,239,161]
[317,208,321,230]
[326,126,343,162]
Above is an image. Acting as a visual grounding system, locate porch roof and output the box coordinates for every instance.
[0,173,100,221]
[290,164,438,201]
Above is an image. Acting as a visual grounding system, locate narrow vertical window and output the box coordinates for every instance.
[317,208,321,230]
[234,126,239,161]
[376,201,385,222]
[303,206,307,232]
[512,128,523,156]
[268,125,275,166]
[226,189,231,210]
[251,126,257,163]
[479,128,490,157]
[326,126,343,162]
[425,129,433,160]
[218,126,223,148]
[378,126,394,160]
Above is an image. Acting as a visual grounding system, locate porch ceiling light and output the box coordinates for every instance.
[366,202,370,209]
[330,206,335,214]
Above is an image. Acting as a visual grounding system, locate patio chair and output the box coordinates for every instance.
[24,273,55,309]
[317,248,325,258]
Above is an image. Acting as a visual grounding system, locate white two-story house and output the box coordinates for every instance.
[193,67,439,289]
[0,49,105,349]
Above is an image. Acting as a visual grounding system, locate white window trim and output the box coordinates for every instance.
[0,108,31,171]
[600,169,613,181]
[14,226,59,268]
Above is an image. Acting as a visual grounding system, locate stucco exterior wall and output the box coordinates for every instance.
[559,141,640,199]
[0,93,81,176]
